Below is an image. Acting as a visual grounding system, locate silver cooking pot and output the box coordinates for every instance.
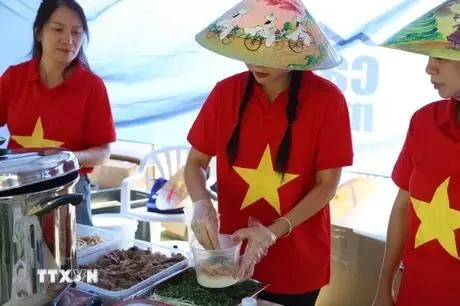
[0,147,83,306]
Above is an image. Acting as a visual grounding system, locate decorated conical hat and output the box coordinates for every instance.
[195,0,342,70]
[382,1,460,60]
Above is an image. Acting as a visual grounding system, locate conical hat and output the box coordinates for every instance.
[195,0,342,70]
[382,1,460,60]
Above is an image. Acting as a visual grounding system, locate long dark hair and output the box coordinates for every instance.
[226,70,303,177]
[32,0,90,71]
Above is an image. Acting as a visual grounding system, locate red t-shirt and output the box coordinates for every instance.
[392,99,460,306]
[188,71,353,294]
[0,58,116,174]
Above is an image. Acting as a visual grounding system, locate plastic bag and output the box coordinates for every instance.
[155,167,191,210]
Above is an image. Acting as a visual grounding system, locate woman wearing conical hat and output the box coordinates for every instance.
[373,2,460,306]
[184,0,353,305]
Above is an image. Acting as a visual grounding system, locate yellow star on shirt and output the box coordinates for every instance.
[11,117,64,148]
[233,145,299,215]
[412,177,460,259]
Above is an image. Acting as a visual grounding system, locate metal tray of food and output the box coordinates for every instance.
[131,266,265,306]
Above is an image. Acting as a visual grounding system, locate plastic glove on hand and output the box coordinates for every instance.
[232,218,276,280]
[190,200,220,250]
[372,291,395,306]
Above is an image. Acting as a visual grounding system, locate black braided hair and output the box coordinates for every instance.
[226,73,255,164]
[275,70,302,176]
[226,71,303,177]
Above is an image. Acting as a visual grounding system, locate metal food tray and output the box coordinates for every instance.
[75,240,189,305]
[131,266,264,306]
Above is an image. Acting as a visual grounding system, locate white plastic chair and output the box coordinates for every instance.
[120,145,191,215]
[119,145,217,242]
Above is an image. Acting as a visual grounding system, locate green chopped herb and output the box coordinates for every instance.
[150,269,259,306]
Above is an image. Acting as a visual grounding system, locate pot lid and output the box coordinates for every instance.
[0,147,80,193]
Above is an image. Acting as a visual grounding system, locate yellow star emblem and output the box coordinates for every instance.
[233,145,299,215]
[412,177,460,259]
[11,117,64,148]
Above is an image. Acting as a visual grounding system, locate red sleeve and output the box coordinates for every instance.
[391,116,415,191]
[83,76,116,147]
[187,83,220,156]
[0,67,12,126]
[315,91,354,170]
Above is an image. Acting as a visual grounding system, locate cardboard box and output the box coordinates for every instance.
[330,176,383,225]
[110,141,155,164]
[88,159,138,189]
[89,158,157,191]
[316,226,385,306]
[162,222,188,240]
[316,175,396,305]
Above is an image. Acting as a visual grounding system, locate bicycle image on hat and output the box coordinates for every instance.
[200,5,326,70]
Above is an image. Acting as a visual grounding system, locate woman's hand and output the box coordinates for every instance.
[38,147,64,156]
[232,218,277,280]
[74,144,110,168]
[372,291,395,306]
[190,199,220,250]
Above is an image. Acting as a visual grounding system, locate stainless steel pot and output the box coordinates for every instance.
[0,148,83,306]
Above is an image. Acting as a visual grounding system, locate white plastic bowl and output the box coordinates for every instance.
[92,213,138,248]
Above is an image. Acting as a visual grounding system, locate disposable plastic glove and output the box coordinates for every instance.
[232,218,277,280]
[190,199,220,250]
[372,293,395,306]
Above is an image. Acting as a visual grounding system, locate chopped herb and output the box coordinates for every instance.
[149,269,259,306]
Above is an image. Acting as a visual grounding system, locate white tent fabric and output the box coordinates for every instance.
[0,0,446,176]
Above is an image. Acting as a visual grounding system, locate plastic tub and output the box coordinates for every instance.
[76,239,188,305]
[191,234,242,288]
[113,298,170,305]
[76,224,120,260]
[92,213,138,248]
